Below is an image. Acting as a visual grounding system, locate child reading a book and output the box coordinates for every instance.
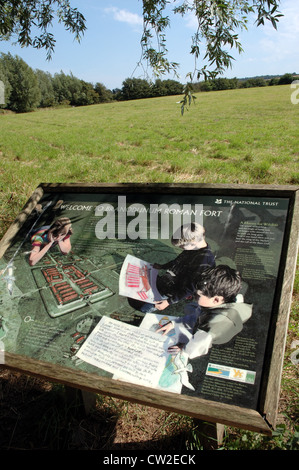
[157,264,252,359]
[128,222,216,313]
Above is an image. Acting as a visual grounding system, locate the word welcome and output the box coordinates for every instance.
[94,196,222,240]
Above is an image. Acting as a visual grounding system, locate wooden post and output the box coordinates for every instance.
[64,386,97,416]
[192,420,225,450]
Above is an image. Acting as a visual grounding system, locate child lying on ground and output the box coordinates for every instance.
[29,217,73,266]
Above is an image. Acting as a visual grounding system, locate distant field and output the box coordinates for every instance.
[0,84,298,236]
[0,84,298,450]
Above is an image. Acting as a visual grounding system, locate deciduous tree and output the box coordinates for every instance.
[141,1,282,82]
[0,53,41,112]
[0,1,283,113]
[0,1,282,80]
[0,0,86,60]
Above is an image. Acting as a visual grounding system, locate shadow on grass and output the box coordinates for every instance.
[0,372,115,450]
[0,370,193,451]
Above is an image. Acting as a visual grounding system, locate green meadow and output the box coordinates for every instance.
[1,84,298,237]
[0,84,298,450]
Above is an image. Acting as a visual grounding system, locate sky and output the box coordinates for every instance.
[0,0,298,90]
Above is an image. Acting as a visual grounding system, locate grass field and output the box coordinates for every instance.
[0,84,298,237]
[0,84,298,450]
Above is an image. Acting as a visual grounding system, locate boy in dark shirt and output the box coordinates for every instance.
[129,223,215,313]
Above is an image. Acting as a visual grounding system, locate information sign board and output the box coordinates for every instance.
[0,183,298,434]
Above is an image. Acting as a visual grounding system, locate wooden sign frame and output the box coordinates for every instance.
[0,183,298,436]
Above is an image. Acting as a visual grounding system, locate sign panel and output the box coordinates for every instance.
[0,183,298,433]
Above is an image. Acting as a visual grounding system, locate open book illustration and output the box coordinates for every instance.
[119,254,163,303]
[76,313,195,393]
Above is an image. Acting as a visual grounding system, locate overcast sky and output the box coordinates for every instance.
[0,0,298,89]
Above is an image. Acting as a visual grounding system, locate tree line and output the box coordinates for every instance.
[0,53,184,113]
[0,53,296,114]
[0,1,283,83]
[191,73,297,92]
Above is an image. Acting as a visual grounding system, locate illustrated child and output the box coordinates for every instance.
[29,217,73,266]
[157,265,252,359]
[129,222,215,313]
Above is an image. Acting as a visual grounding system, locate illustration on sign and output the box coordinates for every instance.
[0,189,290,410]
